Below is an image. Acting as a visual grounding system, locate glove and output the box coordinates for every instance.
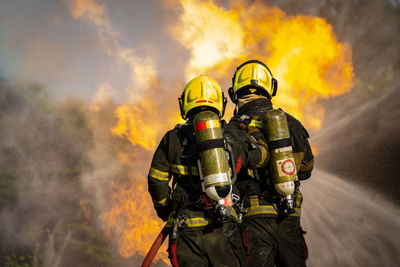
[155,205,172,222]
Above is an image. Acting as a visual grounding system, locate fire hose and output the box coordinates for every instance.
[141,225,169,267]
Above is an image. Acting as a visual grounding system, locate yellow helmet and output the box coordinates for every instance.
[228,60,278,103]
[179,75,227,120]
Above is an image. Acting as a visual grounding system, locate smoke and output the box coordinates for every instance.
[0,77,145,266]
[0,78,81,265]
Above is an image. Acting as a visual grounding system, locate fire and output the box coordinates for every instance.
[111,87,184,150]
[71,0,354,264]
[100,181,168,262]
[168,0,245,79]
[111,99,159,151]
[169,0,354,130]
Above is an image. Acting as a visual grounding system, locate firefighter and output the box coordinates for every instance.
[147,75,268,267]
[227,60,314,267]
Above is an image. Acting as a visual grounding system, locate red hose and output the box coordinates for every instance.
[141,225,169,267]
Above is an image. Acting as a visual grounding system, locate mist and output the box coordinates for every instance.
[302,170,400,267]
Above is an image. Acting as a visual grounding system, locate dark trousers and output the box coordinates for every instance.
[168,222,246,267]
[241,217,308,267]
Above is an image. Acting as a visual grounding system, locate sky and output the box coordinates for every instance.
[0,0,183,101]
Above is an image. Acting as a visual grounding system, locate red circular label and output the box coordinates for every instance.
[281,159,295,175]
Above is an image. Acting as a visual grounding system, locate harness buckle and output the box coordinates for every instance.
[231,193,240,205]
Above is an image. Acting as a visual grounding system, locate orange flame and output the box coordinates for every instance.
[100,180,168,262]
[111,87,184,150]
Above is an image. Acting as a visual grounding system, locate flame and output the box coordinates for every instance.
[111,82,184,150]
[112,101,163,151]
[100,180,168,262]
[169,0,354,130]
[168,0,245,79]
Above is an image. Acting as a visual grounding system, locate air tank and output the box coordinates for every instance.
[193,111,232,206]
[262,109,297,214]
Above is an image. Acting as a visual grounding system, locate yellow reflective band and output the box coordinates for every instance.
[293,208,301,216]
[293,152,305,170]
[250,195,259,207]
[185,217,214,227]
[206,119,220,129]
[256,144,268,168]
[151,168,169,177]
[248,120,262,129]
[170,164,199,176]
[246,205,278,216]
[244,204,301,217]
[296,191,303,207]
[165,216,214,228]
[299,158,314,172]
[165,215,175,228]
[149,168,169,181]
[247,169,255,178]
[229,167,235,177]
[154,196,168,207]
[230,208,238,221]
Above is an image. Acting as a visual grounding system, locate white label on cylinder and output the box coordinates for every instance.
[204,173,229,187]
[277,146,293,153]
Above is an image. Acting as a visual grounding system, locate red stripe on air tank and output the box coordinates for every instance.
[195,121,207,132]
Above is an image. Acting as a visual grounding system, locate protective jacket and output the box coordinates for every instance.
[228,97,314,220]
[228,97,314,267]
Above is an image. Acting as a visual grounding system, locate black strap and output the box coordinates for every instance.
[268,138,292,150]
[226,143,238,184]
[196,138,225,153]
